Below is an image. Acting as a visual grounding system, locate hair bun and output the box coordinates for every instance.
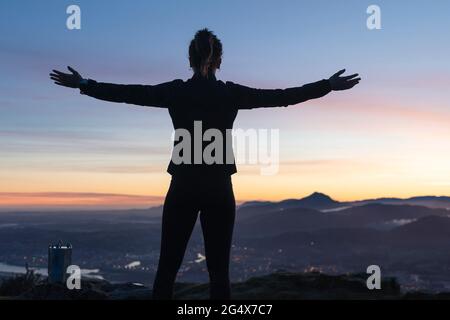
[189,28,223,78]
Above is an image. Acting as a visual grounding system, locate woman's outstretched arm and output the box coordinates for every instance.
[227,69,360,110]
[50,66,180,108]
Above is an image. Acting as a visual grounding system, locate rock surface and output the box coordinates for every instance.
[1,271,449,300]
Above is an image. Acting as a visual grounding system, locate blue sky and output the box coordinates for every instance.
[1,0,450,209]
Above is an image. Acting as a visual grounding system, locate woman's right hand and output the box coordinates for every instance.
[50,66,83,88]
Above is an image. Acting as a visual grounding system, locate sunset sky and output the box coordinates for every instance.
[1,0,450,210]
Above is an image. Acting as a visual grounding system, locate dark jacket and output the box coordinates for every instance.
[80,73,331,177]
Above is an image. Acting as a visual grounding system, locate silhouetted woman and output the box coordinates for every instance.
[50,28,360,300]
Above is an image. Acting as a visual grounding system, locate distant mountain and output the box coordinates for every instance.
[352,196,450,210]
[331,203,448,227]
[239,192,341,212]
[236,192,342,222]
[389,215,450,244]
[235,203,449,237]
[279,192,341,210]
[238,214,450,259]
[238,193,450,214]
[236,207,327,237]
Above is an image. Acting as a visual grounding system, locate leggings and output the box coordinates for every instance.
[152,175,236,300]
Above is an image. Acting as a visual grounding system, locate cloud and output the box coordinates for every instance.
[0,192,164,211]
[13,163,167,174]
[0,128,170,157]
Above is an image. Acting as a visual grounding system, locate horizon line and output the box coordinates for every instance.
[1,191,450,213]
